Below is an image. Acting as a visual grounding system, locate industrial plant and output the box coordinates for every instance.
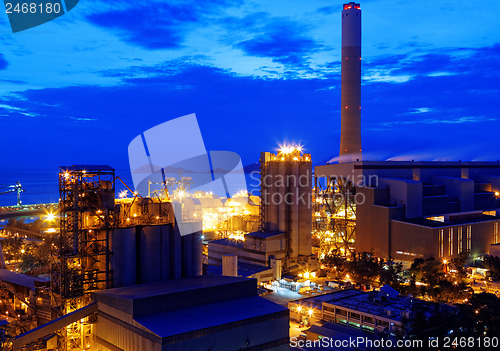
[0,1,499,350]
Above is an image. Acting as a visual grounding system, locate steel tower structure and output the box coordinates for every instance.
[51,165,115,350]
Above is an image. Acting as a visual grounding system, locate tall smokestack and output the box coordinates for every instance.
[339,2,362,163]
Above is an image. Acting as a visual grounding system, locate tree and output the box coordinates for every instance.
[483,255,500,280]
[451,251,469,281]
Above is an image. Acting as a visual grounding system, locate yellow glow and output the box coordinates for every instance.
[119,190,128,198]
[45,212,56,221]
[308,309,314,316]
[228,232,245,241]
[303,271,310,279]
[202,211,218,231]
[443,259,448,264]
[345,274,350,279]
[46,228,56,233]
[21,249,25,254]
[297,305,302,313]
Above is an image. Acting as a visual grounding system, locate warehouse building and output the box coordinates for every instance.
[91,276,289,351]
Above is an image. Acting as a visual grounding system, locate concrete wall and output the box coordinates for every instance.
[391,219,499,261]
[379,178,422,219]
[356,186,404,257]
[391,221,437,260]
[430,176,474,212]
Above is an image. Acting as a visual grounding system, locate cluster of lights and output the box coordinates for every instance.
[228,231,245,241]
[295,305,315,316]
[278,143,302,154]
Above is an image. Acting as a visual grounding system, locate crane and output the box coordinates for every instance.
[0,181,24,206]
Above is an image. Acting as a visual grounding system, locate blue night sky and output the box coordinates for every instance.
[1,0,500,188]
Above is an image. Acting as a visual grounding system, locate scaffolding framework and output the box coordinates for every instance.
[51,166,115,351]
[313,176,357,257]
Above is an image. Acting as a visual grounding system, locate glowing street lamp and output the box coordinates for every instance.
[45,212,56,222]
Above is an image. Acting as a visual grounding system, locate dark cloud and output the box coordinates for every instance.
[87,1,237,49]
[0,54,8,70]
[236,25,320,66]
[222,14,324,68]
[368,44,500,78]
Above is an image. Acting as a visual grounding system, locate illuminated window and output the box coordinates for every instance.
[495,222,499,244]
[427,216,445,222]
[449,228,453,256]
[467,226,472,251]
[439,229,444,258]
[458,227,463,253]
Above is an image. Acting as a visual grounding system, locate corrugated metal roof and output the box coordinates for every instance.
[135,296,287,338]
[93,275,249,301]
[247,231,285,239]
[0,269,47,290]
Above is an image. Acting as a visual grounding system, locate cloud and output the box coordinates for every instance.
[0,54,8,70]
[86,1,236,50]
[224,14,324,68]
[68,116,97,121]
[86,5,196,49]
[0,102,41,118]
[383,116,495,126]
[409,107,431,114]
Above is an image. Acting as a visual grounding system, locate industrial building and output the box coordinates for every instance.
[207,146,318,281]
[260,147,313,261]
[91,276,289,351]
[6,165,204,350]
[207,231,285,283]
[315,161,500,261]
[313,2,500,263]
[289,286,436,338]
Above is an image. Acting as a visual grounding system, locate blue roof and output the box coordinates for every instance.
[247,231,285,239]
[207,263,271,277]
[93,275,249,301]
[0,269,48,290]
[135,295,287,338]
